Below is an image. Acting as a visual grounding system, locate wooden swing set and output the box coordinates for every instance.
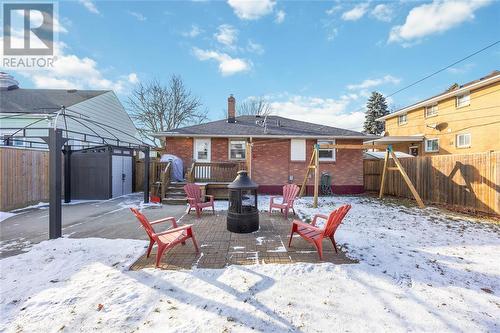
[298,143,425,208]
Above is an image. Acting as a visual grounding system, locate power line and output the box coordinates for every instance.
[386,40,500,98]
[347,39,500,131]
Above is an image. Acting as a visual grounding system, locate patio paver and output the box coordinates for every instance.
[130,211,356,270]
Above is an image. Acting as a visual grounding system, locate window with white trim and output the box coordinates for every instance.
[317,139,336,161]
[456,133,471,148]
[229,139,246,160]
[398,114,408,125]
[425,138,439,152]
[290,139,306,161]
[425,104,438,117]
[456,93,470,108]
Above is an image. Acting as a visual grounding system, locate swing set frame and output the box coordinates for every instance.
[299,143,425,208]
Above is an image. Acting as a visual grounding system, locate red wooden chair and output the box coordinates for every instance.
[288,204,351,259]
[184,183,215,218]
[269,184,300,219]
[130,208,199,267]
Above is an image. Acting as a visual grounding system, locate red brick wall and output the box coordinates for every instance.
[251,138,363,193]
[163,136,364,193]
[211,138,228,161]
[164,137,193,171]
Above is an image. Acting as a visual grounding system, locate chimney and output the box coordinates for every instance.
[227,94,236,123]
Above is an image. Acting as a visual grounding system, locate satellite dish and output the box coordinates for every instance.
[436,122,448,131]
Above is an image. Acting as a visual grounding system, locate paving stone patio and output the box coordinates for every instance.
[130,210,356,270]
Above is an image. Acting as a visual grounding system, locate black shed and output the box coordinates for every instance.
[70,145,134,200]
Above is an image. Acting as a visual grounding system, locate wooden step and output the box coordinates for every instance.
[162,197,187,205]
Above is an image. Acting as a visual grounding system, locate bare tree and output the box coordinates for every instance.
[127,75,206,146]
[237,97,272,116]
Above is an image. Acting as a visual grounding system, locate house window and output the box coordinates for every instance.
[290,139,306,161]
[317,139,336,161]
[456,93,470,108]
[229,139,246,160]
[194,138,211,161]
[425,138,439,152]
[456,133,471,148]
[398,114,408,125]
[425,104,438,117]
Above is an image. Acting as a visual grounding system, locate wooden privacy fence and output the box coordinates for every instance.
[364,151,500,215]
[0,147,50,211]
[135,158,161,191]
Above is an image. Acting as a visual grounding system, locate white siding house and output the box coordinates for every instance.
[0,81,141,148]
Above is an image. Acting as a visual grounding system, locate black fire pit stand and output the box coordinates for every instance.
[227,170,259,233]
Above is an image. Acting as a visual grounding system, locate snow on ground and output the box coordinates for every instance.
[1,196,499,332]
[0,212,17,223]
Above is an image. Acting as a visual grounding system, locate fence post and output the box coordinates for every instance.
[143,146,150,203]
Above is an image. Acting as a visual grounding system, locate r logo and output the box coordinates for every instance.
[2,3,54,56]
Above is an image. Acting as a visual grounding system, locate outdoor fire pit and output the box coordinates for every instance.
[227,170,259,233]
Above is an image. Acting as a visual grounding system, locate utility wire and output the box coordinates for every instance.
[386,40,500,98]
[345,40,500,131]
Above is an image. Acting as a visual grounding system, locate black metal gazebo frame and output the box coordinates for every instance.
[1,106,152,239]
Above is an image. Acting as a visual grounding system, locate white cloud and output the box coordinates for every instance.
[341,3,369,21]
[214,24,238,47]
[78,0,100,15]
[371,4,393,22]
[182,25,203,38]
[326,5,342,16]
[327,27,338,41]
[446,63,475,74]
[247,39,264,55]
[128,73,139,84]
[128,11,147,21]
[347,75,401,90]
[192,47,251,76]
[10,43,137,93]
[227,0,276,20]
[267,94,365,131]
[275,10,285,24]
[389,0,491,44]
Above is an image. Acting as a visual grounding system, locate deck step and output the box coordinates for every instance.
[162,197,187,205]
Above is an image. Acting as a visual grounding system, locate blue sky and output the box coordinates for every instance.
[5,0,500,131]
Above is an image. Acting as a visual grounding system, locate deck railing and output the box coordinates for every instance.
[188,161,244,183]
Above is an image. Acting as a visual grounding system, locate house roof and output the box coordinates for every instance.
[153,115,375,139]
[0,88,109,114]
[376,70,500,121]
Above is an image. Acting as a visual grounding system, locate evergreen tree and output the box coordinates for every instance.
[363,91,389,135]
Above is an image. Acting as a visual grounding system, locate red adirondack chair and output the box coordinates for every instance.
[269,184,300,219]
[184,183,215,218]
[130,208,199,267]
[288,204,351,259]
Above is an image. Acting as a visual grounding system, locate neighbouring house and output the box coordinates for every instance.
[153,95,375,195]
[0,73,140,148]
[372,70,500,156]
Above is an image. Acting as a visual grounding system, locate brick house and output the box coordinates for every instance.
[154,96,374,195]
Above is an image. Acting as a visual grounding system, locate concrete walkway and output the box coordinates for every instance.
[0,193,187,259]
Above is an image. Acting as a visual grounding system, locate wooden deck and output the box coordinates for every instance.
[130,211,356,270]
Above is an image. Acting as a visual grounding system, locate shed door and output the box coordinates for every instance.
[122,156,132,195]
[112,155,123,197]
[112,155,133,197]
